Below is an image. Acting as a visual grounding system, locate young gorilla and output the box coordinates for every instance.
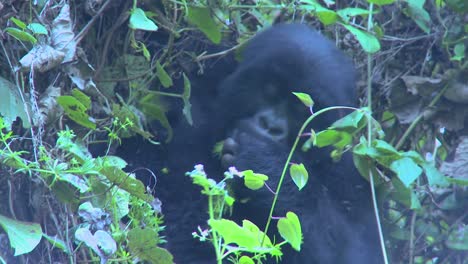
[138,23,383,263]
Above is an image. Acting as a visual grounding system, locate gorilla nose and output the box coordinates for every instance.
[255,108,288,141]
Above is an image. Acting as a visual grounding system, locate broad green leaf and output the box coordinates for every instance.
[186,6,222,44]
[289,163,309,190]
[0,76,31,129]
[129,8,158,31]
[342,24,381,53]
[156,61,173,88]
[277,212,303,251]
[0,214,42,256]
[128,227,173,264]
[27,23,48,35]
[57,95,96,129]
[243,170,268,190]
[5,27,37,44]
[292,92,314,107]
[390,157,422,187]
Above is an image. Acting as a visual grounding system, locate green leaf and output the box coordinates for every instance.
[186,6,222,44]
[57,95,96,129]
[390,157,423,187]
[10,17,27,30]
[242,170,268,190]
[239,256,255,264]
[0,76,31,129]
[301,0,338,25]
[99,167,153,202]
[182,73,193,126]
[27,23,48,35]
[292,92,314,107]
[315,129,352,149]
[366,0,396,5]
[128,227,173,264]
[421,163,449,187]
[59,173,90,193]
[155,61,173,88]
[129,8,158,31]
[0,214,42,256]
[451,43,465,61]
[209,219,280,256]
[330,109,366,130]
[137,95,172,142]
[342,24,380,53]
[5,27,37,44]
[277,212,303,251]
[289,163,309,191]
[71,88,91,109]
[404,0,431,33]
[391,177,421,209]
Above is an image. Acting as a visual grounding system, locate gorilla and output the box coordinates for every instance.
[120,23,383,263]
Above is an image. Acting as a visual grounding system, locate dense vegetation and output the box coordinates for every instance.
[0,0,466,263]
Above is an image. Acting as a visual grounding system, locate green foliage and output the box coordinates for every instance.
[57,93,96,129]
[129,8,158,31]
[0,77,31,129]
[127,227,173,264]
[289,163,309,191]
[277,212,303,251]
[242,170,269,190]
[186,6,222,44]
[293,92,314,108]
[0,215,42,256]
[0,117,165,262]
